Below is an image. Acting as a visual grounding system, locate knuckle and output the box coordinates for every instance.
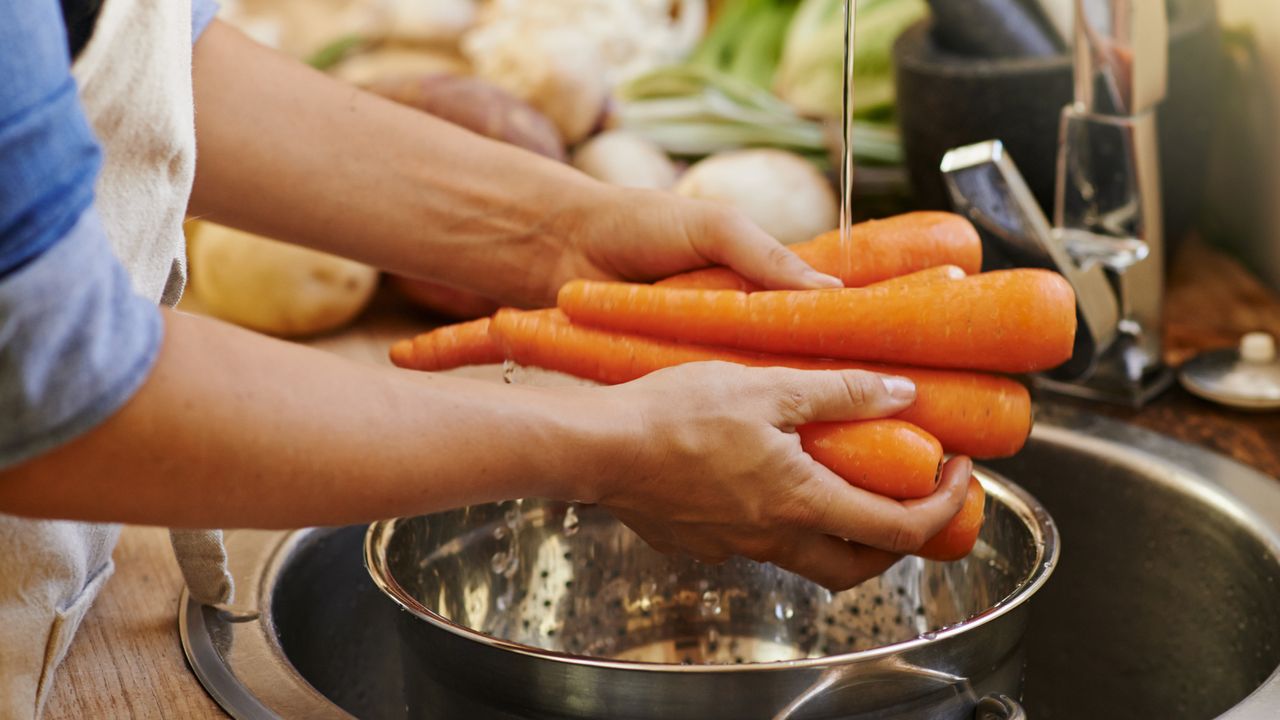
[768,376,811,418]
[839,371,878,408]
[764,243,797,269]
[887,521,926,555]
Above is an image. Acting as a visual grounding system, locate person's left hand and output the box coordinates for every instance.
[524,185,843,306]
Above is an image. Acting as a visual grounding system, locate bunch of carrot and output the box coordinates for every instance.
[389,212,1078,564]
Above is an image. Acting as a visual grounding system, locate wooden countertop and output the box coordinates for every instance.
[43,239,1280,718]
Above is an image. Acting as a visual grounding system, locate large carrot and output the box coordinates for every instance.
[488,309,1030,458]
[659,212,982,292]
[389,317,504,371]
[389,213,977,372]
[557,270,1077,374]
[916,476,986,561]
[865,265,966,288]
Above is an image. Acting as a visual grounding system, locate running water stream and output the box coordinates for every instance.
[838,0,859,278]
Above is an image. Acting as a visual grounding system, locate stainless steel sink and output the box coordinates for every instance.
[181,406,1280,719]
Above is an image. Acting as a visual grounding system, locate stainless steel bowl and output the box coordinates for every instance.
[364,470,1056,719]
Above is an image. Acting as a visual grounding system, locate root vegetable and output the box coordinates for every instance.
[659,211,982,291]
[479,308,1032,459]
[916,476,986,561]
[572,130,678,189]
[674,149,837,245]
[389,317,504,370]
[556,270,1078,373]
[188,223,378,338]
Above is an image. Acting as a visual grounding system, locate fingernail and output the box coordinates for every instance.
[804,270,843,288]
[882,375,916,402]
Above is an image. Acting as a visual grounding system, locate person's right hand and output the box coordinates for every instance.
[582,363,973,591]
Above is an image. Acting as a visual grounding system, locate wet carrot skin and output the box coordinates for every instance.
[557,269,1078,374]
[799,421,943,499]
[660,212,982,291]
[916,476,986,561]
[390,317,504,371]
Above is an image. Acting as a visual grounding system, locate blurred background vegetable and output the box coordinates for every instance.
[572,130,679,189]
[188,223,380,337]
[615,65,827,157]
[195,0,932,333]
[675,148,838,245]
[775,0,925,122]
[461,0,706,143]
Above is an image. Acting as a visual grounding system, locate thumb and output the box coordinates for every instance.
[769,369,917,426]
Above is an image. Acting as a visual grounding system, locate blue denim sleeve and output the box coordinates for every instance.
[0,0,102,277]
[193,0,220,42]
[0,208,164,468]
[0,0,164,469]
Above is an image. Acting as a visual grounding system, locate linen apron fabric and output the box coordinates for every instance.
[0,0,231,715]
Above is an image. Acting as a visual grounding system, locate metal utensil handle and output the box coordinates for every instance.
[975,693,1027,720]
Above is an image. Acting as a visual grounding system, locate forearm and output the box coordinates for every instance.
[0,310,621,528]
[188,20,605,305]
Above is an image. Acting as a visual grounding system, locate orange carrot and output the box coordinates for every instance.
[865,265,966,289]
[659,212,982,291]
[557,269,1077,374]
[488,309,1031,458]
[390,212,979,372]
[389,317,505,371]
[798,421,942,498]
[916,476,986,562]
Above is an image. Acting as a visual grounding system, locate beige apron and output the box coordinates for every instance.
[0,0,228,715]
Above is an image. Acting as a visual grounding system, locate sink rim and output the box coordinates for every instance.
[179,405,1280,720]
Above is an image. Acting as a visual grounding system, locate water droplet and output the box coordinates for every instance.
[492,525,509,541]
[775,602,795,621]
[562,505,581,536]
[502,360,516,384]
[701,590,722,616]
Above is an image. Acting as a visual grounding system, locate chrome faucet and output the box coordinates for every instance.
[939,0,1173,407]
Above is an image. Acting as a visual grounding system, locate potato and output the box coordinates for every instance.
[364,73,566,161]
[188,223,379,338]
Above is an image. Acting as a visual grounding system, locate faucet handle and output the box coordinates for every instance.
[941,140,1119,381]
[1072,0,1169,116]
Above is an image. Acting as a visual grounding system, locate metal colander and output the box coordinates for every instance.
[366,472,1056,719]
[374,494,1031,662]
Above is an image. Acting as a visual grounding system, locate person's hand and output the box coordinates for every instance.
[581,363,973,591]
[527,185,842,305]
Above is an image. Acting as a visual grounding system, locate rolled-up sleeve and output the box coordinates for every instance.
[0,209,163,467]
[0,0,164,469]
